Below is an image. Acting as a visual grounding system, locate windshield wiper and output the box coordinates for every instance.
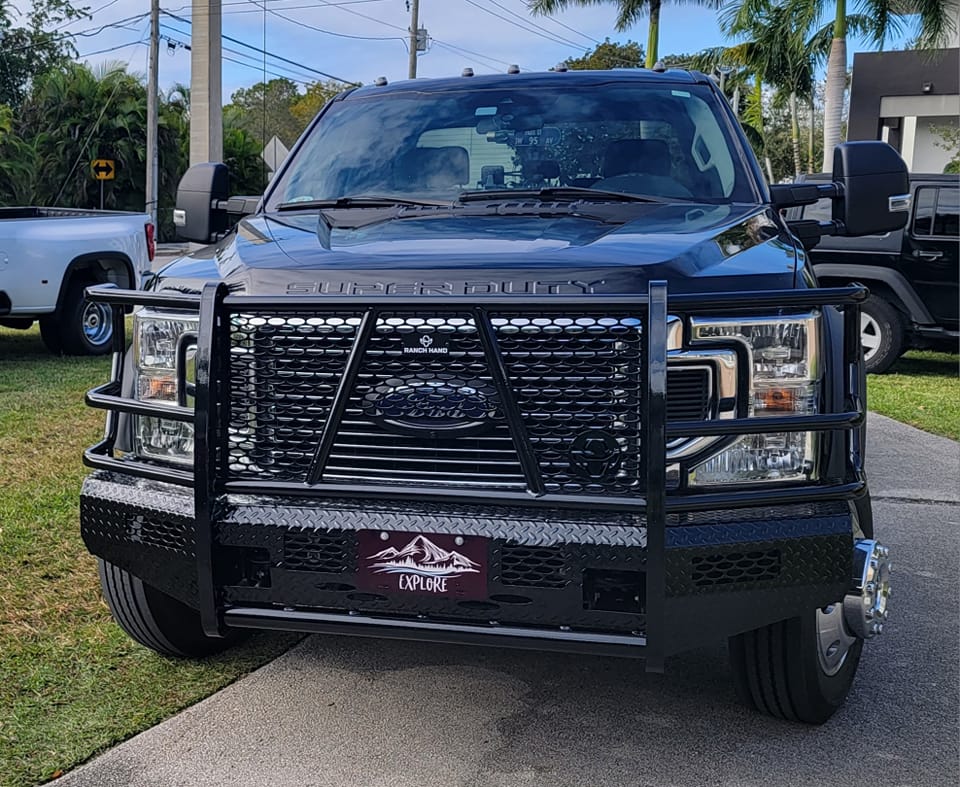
[276,195,451,211]
[458,187,682,204]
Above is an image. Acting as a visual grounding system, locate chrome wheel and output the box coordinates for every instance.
[816,603,858,676]
[860,311,881,363]
[81,301,112,346]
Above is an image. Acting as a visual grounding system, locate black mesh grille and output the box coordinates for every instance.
[224,310,713,497]
[227,312,359,481]
[492,313,643,495]
[691,550,782,587]
[282,530,353,573]
[499,544,570,589]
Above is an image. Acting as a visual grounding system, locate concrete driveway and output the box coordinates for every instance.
[59,414,959,787]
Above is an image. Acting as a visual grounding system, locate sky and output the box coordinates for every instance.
[11,0,917,98]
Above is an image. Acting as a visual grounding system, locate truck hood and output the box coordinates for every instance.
[156,202,801,296]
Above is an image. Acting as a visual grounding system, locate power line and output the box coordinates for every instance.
[161,10,359,85]
[4,13,151,54]
[161,25,339,84]
[47,0,122,34]
[167,0,390,15]
[499,0,599,46]
[76,39,146,59]
[429,39,521,72]
[252,0,530,72]
[461,0,585,49]
[160,29,319,85]
[254,3,408,43]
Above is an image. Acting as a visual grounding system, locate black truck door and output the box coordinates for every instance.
[904,183,959,329]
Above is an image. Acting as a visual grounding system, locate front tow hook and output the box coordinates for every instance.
[843,539,892,639]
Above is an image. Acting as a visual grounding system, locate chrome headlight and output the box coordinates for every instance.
[688,313,820,485]
[133,310,198,465]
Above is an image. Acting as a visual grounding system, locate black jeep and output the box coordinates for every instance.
[789,173,958,373]
[80,70,905,723]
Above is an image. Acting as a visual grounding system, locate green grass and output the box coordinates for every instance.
[0,326,298,787]
[868,350,960,441]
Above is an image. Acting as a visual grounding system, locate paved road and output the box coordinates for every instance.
[60,414,959,787]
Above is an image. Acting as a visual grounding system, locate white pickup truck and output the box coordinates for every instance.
[0,207,154,355]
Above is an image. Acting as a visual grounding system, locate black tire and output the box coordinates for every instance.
[39,315,63,354]
[860,295,905,374]
[98,559,244,657]
[56,277,114,356]
[729,610,863,724]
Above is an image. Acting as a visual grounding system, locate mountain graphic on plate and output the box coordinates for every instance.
[366,535,481,577]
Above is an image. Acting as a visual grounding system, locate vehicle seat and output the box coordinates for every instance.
[394,146,470,190]
[603,140,671,178]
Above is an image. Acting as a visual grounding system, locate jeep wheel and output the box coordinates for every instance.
[98,560,244,657]
[860,295,905,374]
[728,605,862,724]
[55,278,114,356]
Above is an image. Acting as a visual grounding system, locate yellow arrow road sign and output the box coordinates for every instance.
[92,159,115,180]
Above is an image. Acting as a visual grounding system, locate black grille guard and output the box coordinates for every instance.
[83,281,868,668]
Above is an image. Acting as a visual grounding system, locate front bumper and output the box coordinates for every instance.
[82,470,856,661]
[80,281,870,669]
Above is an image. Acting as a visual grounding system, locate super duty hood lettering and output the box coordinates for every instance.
[285,279,608,295]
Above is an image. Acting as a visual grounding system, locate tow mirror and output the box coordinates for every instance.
[173,162,229,243]
[832,141,910,236]
[173,163,262,243]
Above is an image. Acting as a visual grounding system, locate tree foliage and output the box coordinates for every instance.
[290,79,343,130]
[225,78,304,148]
[0,62,269,239]
[530,1,719,66]
[0,0,88,109]
[931,123,960,174]
[565,38,644,69]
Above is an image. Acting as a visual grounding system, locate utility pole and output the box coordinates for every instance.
[190,0,223,165]
[145,0,160,229]
[407,0,420,80]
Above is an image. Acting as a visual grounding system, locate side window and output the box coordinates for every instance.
[912,187,936,236]
[933,187,958,237]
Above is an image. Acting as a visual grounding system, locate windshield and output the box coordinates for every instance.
[265,82,756,210]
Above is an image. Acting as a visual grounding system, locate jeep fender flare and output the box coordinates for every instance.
[813,264,934,326]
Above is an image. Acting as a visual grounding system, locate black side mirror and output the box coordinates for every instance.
[173,162,229,243]
[832,141,910,236]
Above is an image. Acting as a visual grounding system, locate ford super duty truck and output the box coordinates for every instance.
[0,207,154,354]
[79,69,906,723]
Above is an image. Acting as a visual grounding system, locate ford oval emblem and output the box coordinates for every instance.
[363,377,498,436]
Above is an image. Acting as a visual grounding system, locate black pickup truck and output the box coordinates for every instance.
[80,70,904,723]
[789,173,958,373]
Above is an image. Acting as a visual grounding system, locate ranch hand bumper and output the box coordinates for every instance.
[81,282,869,669]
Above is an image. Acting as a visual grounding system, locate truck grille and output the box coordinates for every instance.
[225,311,713,497]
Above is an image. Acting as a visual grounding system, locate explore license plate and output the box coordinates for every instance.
[356,531,488,600]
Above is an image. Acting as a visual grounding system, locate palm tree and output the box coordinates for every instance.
[823,0,956,170]
[528,1,721,68]
[693,1,825,176]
